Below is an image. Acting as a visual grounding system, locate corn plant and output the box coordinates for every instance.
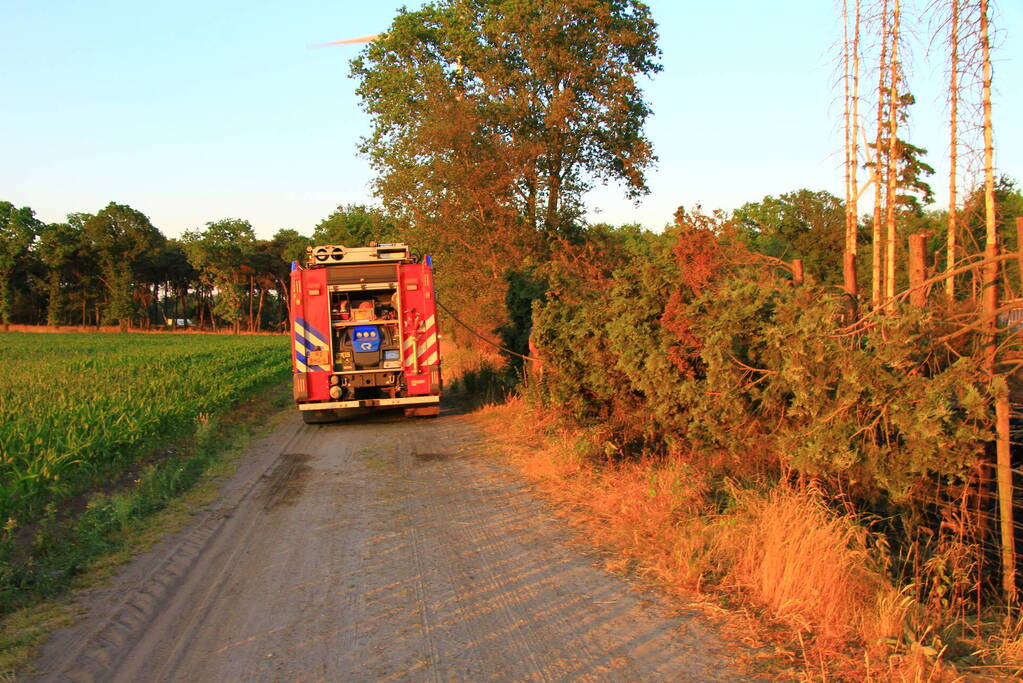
[0,333,289,527]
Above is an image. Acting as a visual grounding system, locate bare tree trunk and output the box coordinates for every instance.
[947,0,960,298]
[883,0,901,310]
[248,274,255,332]
[852,0,862,239]
[844,0,853,252]
[872,0,891,309]
[842,0,863,301]
[908,233,926,305]
[256,285,266,332]
[976,0,1014,604]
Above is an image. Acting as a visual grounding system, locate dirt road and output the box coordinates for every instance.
[30,408,752,682]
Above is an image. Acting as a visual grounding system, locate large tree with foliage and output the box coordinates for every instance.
[0,202,42,329]
[352,0,661,336]
[312,204,397,247]
[83,203,164,331]
[37,217,90,326]
[182,219,256,333]
[733,190,847,285]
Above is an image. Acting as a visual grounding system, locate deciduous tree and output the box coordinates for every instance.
[36,219,88,326]
[0,202,41,329]
[733,189,846,285]
[83,202,164,331]
[352,0,661,337]
[312,204,397,247]
[182,219,256,334]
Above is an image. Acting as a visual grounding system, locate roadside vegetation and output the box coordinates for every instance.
[0,332,289,614]
[509,210,1023,680]
[2,0,1019,679]
[349,0,1022,679]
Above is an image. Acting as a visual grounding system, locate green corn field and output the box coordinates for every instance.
[0,332,290,527]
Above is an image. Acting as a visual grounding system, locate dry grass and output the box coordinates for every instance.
[726,485,882,648]
[470,398,982,681]
[440,339,502,383]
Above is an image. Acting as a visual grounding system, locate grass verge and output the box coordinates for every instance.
[468,396,1022,682]
[0,381,292,677]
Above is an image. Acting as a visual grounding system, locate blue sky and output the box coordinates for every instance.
[2,1,1020,239]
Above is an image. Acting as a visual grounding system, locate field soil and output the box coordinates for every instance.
[28,406,753,682]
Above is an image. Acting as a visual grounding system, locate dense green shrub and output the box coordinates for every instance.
[529,211,992,506]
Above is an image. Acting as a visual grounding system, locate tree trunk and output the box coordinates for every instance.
[883,0,901,310]
[871,0,890,310]
[908,234,926,306]
[545,165,561,236]
[842,0,862,301]
[256,285,266,332]
[46,271,61,327]
[1017,218,1023,294]
[843,0,852,253]
[248,274,255,332]
[978,0,1014,604]
[946,0,960,298]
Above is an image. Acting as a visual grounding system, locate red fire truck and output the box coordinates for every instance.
[289,242,442,423]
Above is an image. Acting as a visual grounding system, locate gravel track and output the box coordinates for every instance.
[29,407,752,682]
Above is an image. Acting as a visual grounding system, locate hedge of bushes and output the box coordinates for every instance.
[528,210,993,515]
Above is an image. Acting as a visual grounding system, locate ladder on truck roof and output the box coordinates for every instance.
[306,243,411,266]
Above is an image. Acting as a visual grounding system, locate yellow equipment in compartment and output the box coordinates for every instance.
[335,350,356,371]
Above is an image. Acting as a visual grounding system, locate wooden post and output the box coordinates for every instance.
[843,252,859,322]
[1016,217,1023,294]
[791,259,804,286]
[996,389,1017,604]
[908,234,927,306]
[981,238,1016,604]
[843,252,858,296]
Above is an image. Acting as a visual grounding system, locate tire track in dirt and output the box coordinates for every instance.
[29,419,308,682]
[29,408,757,682]
[400,436,556,681]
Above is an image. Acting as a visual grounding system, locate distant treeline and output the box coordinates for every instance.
[0,202,396,332]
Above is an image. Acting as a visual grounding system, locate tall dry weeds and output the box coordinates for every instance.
[723,485,894,650]
[471,401,944,678]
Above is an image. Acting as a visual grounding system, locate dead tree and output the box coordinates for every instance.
[974,0,1015,605]
[842,0,864,301]
[883,0,902,309]
[871,0,891,309]
[946,0,961,297]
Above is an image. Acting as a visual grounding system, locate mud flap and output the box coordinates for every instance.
[293,373,308,401]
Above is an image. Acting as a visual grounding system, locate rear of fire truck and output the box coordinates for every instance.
[290,243,442,423]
